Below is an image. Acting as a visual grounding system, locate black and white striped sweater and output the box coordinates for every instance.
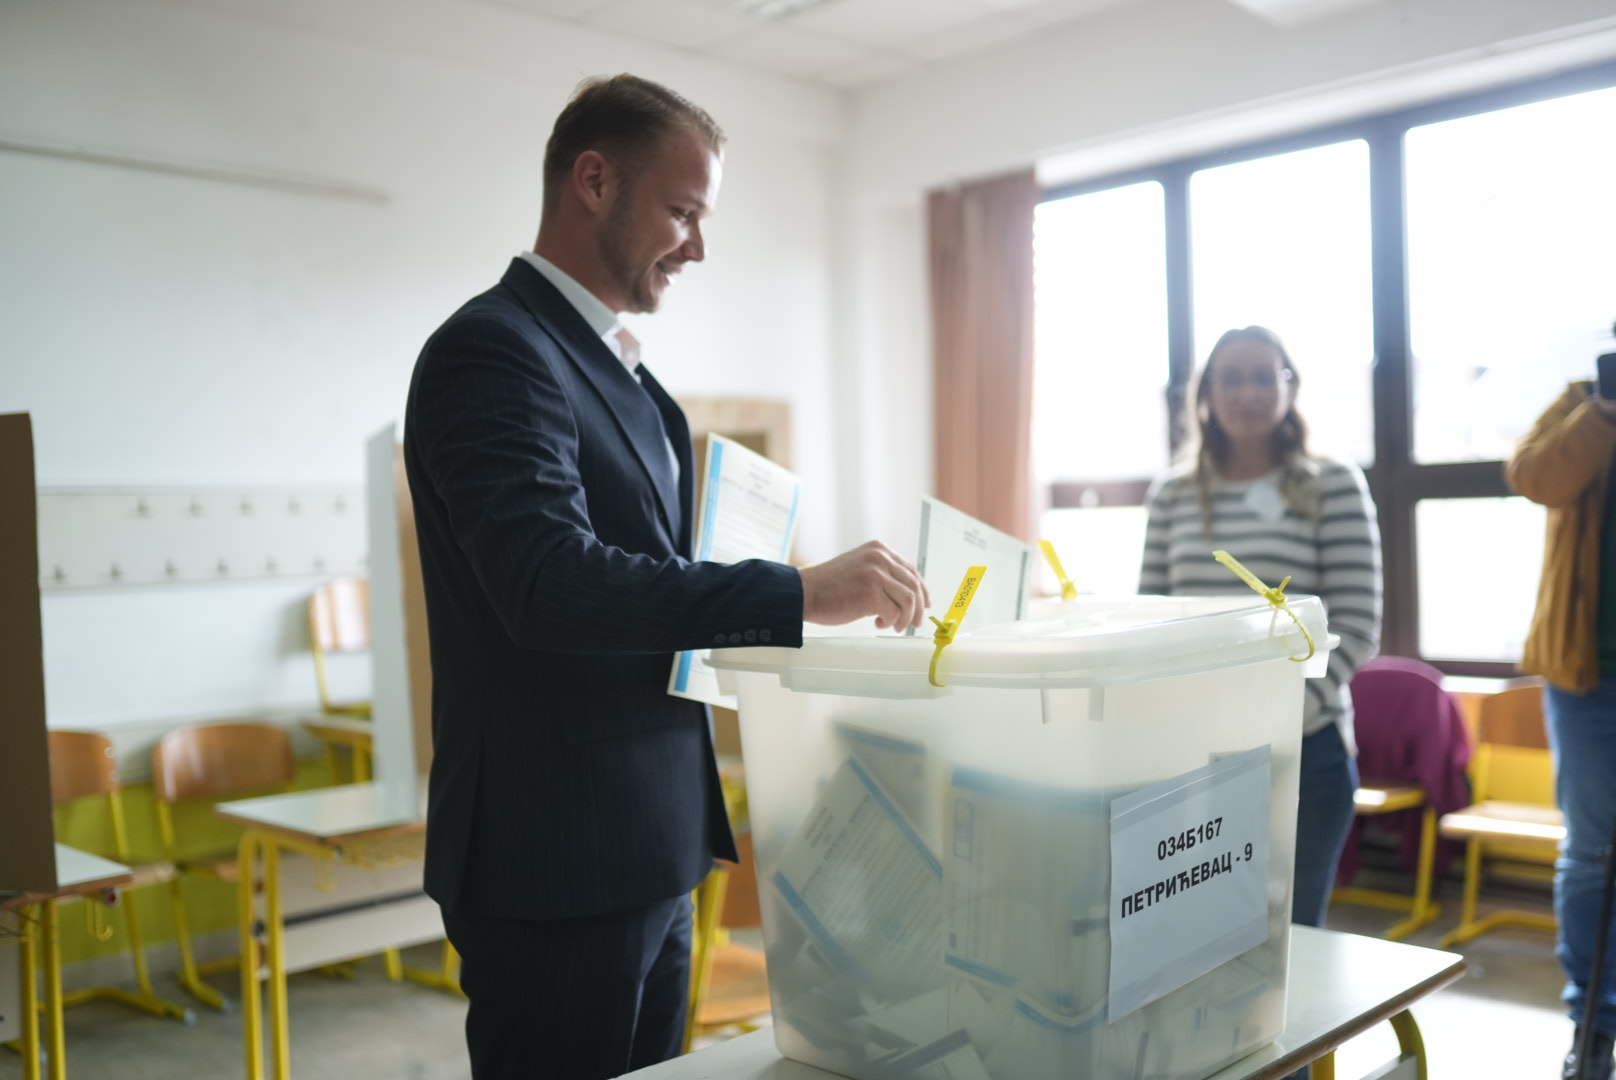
[1139,458,1383,747]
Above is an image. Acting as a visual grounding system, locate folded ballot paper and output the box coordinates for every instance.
[762,737,1284,1080]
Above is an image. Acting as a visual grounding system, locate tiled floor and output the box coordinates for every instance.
[0,886,1574,1079]
[1324,891,1570,1080]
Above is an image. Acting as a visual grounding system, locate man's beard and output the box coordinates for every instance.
[600,194,658,314]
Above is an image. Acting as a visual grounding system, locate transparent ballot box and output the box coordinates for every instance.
[709,595,1332,1080]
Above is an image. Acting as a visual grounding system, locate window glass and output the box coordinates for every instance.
[1033,182,1168,484]
[1416,497,1545,662]
[1190,140,1374,466]
[1036,505,1150,597]
[1407,86,1616,463]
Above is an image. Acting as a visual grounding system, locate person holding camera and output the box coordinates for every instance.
[1509,356,1616,1080]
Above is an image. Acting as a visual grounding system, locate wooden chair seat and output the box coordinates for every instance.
[175,852,244,885]
[1333,783,1442,939]
[1353,783,1426,814]
[127,860,178,889]
[1438,684,1559,949]
[153,720,298,1012]
[310,577,374,721]
[1438,801,1565,846]
[46,729,193,1023]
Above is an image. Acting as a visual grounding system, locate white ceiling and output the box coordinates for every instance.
[475,0,1149,87]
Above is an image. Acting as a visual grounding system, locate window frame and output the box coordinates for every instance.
[1039,58,1616,677]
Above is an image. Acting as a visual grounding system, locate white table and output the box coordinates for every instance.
[619,926,1466,1080]
[215,782,449,1080]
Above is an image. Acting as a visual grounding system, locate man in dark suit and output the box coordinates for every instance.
[404,74,928,1079]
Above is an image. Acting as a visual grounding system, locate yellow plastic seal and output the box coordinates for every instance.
[1212,549,1317,662]
[929,565,988,688]
[1039,540,1078,601]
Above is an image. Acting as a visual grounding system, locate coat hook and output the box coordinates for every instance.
[109,562,122,582]
[53,565,67,584]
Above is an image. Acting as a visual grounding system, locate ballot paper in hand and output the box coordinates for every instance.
[912,497,1033,635]
[669,433,801,706]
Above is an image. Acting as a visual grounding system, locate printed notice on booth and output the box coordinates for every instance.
[1107,745,1272,1022]
[669,433,801,707]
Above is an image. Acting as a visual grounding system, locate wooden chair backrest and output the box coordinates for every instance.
[310,577,371,654]
[151,722,295,804]
[48,729,120,804]
[1477,685,1548,749]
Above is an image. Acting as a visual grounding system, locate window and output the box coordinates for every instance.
[1406,86,1616,465]
[1190,140,1374,465]
[1033,182,1168,485]
[1033,60,1616,673]
[1416,498,1545,663]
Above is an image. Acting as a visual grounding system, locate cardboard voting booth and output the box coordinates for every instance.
[710,595,1332,1080]
[0,413,56,897]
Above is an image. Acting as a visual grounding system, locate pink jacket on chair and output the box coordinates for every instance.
[1337,656,1475,884]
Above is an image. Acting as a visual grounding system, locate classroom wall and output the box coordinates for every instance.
[9,0,1615,749]
[0,0,845,740]
[829,0,1616,551]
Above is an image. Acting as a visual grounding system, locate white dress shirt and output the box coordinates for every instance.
[517,251,681,489]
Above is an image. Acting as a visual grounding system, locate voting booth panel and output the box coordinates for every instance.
[711,596,1330,1080]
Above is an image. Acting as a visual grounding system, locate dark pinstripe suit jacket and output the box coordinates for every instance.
[404,258,804,921]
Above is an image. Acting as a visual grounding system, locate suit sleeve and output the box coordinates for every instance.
[408,315,804,655]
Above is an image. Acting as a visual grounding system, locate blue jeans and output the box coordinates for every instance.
[1546,680,1616,1039]
[1294,723,1359,928]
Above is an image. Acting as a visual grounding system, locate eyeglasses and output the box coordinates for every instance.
[1214,369,1292,392]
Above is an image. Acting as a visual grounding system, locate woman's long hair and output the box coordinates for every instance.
[1189,325,1318,539]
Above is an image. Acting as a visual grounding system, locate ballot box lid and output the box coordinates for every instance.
[708,593,1333,699]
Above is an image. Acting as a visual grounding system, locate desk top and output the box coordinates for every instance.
[618,926,1465,1080]
[215,782,422,848]
[0,845,134,910]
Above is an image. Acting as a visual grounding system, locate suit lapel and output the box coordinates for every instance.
[638,368,695,558]
[499,260,682,543]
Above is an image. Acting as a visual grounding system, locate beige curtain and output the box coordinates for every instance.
[927,168,1038,542]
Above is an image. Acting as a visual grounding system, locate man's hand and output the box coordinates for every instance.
[800,541,932,631]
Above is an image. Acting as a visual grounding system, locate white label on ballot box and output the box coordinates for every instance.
[1107,745,1271,1022]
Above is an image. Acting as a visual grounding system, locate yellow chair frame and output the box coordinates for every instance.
[46,730,193,1024]
[152,722,297,1011]
[1331,783,1443,940]
[1438,686,1561,947]
[309,577,373,719]
[684,866,770,1053]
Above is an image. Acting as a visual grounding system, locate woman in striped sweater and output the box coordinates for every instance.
[1139,325,1383,928]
